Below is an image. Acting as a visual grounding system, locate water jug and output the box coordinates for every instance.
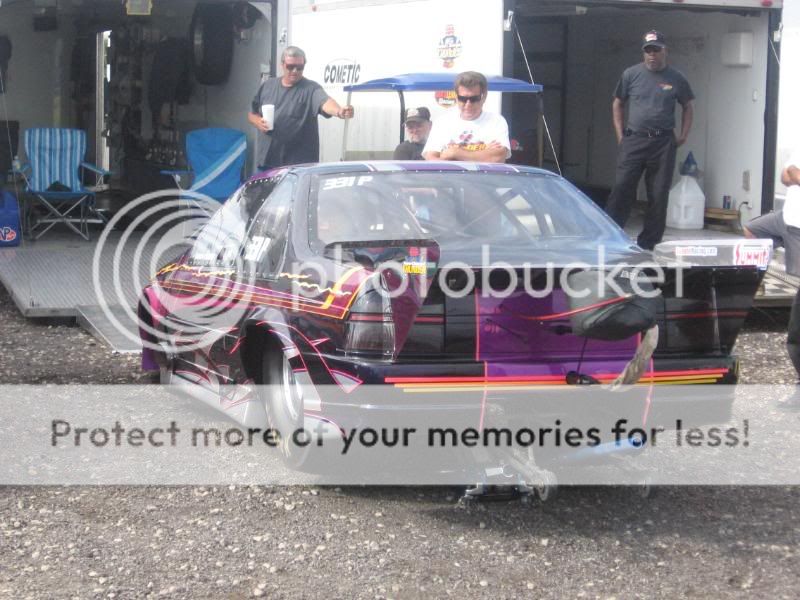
[666,175,705,230]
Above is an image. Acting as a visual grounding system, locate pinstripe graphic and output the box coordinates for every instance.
[319,266,368,310]
[385,368,729,392]
[159,267,370,319]
[386,369,729,383]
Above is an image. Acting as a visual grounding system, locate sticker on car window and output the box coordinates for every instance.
[322,176,373,190]
[402,247,436,275]
[244,235,271,262]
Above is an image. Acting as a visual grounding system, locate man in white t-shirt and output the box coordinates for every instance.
[745,148,800,390]
[422,71,510,163]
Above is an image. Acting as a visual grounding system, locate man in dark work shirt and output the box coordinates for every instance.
[248,46,354,169]
[393,107,432,160]
[604,30,695,250]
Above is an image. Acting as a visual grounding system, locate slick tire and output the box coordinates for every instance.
[262,349,330,473]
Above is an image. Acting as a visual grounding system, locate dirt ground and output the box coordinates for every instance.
[1,285,799,599]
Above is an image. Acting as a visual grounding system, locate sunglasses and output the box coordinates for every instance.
[643,47,663,54]
[284,64,305,72]
[457,94,483,104]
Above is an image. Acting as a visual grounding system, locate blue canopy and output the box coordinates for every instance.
[344,72,542,93]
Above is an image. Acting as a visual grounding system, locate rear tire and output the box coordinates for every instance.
[261,349,329,473]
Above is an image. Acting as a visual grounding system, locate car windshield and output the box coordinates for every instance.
[309,171,624,250]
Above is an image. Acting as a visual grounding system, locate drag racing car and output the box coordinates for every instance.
[138,161,771,484]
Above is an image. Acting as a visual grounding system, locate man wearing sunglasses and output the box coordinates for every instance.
[422,71,510,163]
[604,30,695,250]
[248,46,354,169]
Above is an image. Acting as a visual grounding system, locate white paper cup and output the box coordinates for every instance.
[261,104,275,127]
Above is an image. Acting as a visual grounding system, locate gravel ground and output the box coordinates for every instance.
[1,285,799,599]
[0,287,145,384]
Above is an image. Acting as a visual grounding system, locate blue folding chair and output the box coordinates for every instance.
[162,127,247,203]
[23,128,110,240]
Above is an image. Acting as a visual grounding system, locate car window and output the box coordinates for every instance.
[187,196,248,267]
[242,175,296,278]
[309,171,622,253]
[499,178,594,238]
[187,177,281,268]
[313,175,425,246]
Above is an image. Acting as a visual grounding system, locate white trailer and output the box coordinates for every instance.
[291,0,789,219]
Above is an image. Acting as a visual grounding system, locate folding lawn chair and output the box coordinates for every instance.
[162,127,247,203]
[22,128,110,240]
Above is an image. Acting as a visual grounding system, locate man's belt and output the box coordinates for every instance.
[624,128,671,138]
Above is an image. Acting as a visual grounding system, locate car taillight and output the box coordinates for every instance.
[345,276,395,358]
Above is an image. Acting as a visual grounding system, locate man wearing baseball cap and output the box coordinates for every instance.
[393,107,432,160]
[604,30,695,250]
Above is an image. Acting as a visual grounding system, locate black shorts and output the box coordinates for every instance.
[746,211,800,277]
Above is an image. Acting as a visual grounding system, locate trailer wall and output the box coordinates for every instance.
[291,0,505,162]
[0,2,75,135]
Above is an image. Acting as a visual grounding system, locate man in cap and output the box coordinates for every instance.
[422,71,510,163]
[604,30,695,250]
[393,107,432,160]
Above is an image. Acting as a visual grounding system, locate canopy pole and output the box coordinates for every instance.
[398,91,406,143]
[340,90,353,161]
[537,94,544,169]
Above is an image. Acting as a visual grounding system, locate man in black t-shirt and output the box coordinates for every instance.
[393,107,432,160]
[604,30,695,250]
[248,46,354,169]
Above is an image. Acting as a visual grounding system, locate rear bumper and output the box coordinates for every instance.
[309,355,739,430]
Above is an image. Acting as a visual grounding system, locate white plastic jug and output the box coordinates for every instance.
[666,175,705,230]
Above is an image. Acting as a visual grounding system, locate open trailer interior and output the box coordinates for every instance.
[506,0,781,219]
[0,0,282,202]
